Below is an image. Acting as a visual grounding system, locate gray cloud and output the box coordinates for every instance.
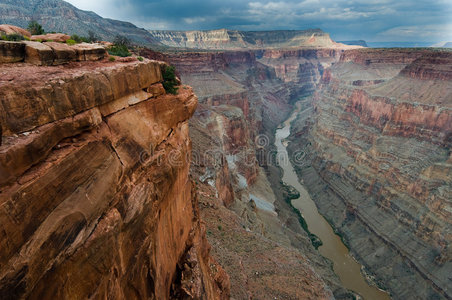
[65,0,452,42]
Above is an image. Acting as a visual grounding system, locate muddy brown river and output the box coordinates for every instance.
[275,106,391,300]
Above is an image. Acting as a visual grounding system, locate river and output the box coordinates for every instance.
[274,104,391,300]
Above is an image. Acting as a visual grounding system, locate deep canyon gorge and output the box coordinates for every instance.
[152,37,451,299]
[0,1,451,298]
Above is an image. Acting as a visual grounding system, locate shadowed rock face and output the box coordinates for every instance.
[0,60,229,299]
[288,49,452,300]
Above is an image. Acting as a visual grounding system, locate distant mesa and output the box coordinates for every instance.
[430,41,452,48]
[147,28,346,50]
[338,40,368,47]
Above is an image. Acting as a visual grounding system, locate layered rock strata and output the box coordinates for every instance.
[147,48,360,299]
[148,29,352,50]
[0,59,229,299]
[0,40,106,65]
[288,49,452,299]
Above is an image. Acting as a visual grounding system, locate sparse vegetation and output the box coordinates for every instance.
[71,34,89,43]
[27,20,44,35]
[107,35,132,57]
[109,56,116,62]
[70,31,98,44]
[108,45,131,57]
[161,65,179,95]
[66,39,76,45]
[137,56,144,61]
[0,33,25,41]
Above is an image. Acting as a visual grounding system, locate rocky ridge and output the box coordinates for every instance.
[0,57,229,298]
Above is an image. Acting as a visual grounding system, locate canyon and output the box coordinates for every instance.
[0,5,451,298]
[146,44,451,299]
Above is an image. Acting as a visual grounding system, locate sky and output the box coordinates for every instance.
[65,0,452,42]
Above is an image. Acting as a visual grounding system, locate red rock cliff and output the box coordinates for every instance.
[0,59,229,299]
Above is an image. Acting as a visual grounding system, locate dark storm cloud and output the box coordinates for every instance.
[66,0,452,42]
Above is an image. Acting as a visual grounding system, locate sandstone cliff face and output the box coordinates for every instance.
[288,49,452,299]
[0,60,229,299]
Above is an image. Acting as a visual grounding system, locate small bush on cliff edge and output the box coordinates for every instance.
[0,33,25,41]
[162,65,179,95]
[108,35,132,57]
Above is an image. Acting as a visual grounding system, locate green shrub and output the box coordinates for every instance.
[1,34,25,41]
[66,39,76,45]
[71,34,89,43]
[137,56,144,61]
[108,45,131,57]
[27,20,44,35]
[161,65,179,95]
[109,56,116,62]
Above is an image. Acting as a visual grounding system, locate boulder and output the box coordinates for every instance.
[31,33,70,42]
[23,41,54,65]
[0,24,31,37]
[43,42,76,64]
[72,43,106,61]
[0,41,25,63]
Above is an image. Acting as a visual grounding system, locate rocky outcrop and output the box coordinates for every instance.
[0,24,31,37]
[0,40,106,65]
[0,41,24,63]
[31,33,70,42]
[0,59,229,299]
[288,48,452,299]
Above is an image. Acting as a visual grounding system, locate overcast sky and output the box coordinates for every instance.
[65,0,452,42]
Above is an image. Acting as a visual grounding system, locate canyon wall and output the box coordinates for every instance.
[148,29,339,50]
[0,59,228,299]
[146,48,363,299]
[288,49,452,299]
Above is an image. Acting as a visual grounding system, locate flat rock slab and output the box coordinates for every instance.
[0,60,163,135]
[0,41,25,63]
[31,33,70,42]
[0,24,31,37]
[72,43,106,61]
[23,41,54,65]
[44,42,76,65]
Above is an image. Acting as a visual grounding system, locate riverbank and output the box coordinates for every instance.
[275,102,391,300]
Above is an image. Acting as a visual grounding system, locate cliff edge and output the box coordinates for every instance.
[0,56,229,298]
